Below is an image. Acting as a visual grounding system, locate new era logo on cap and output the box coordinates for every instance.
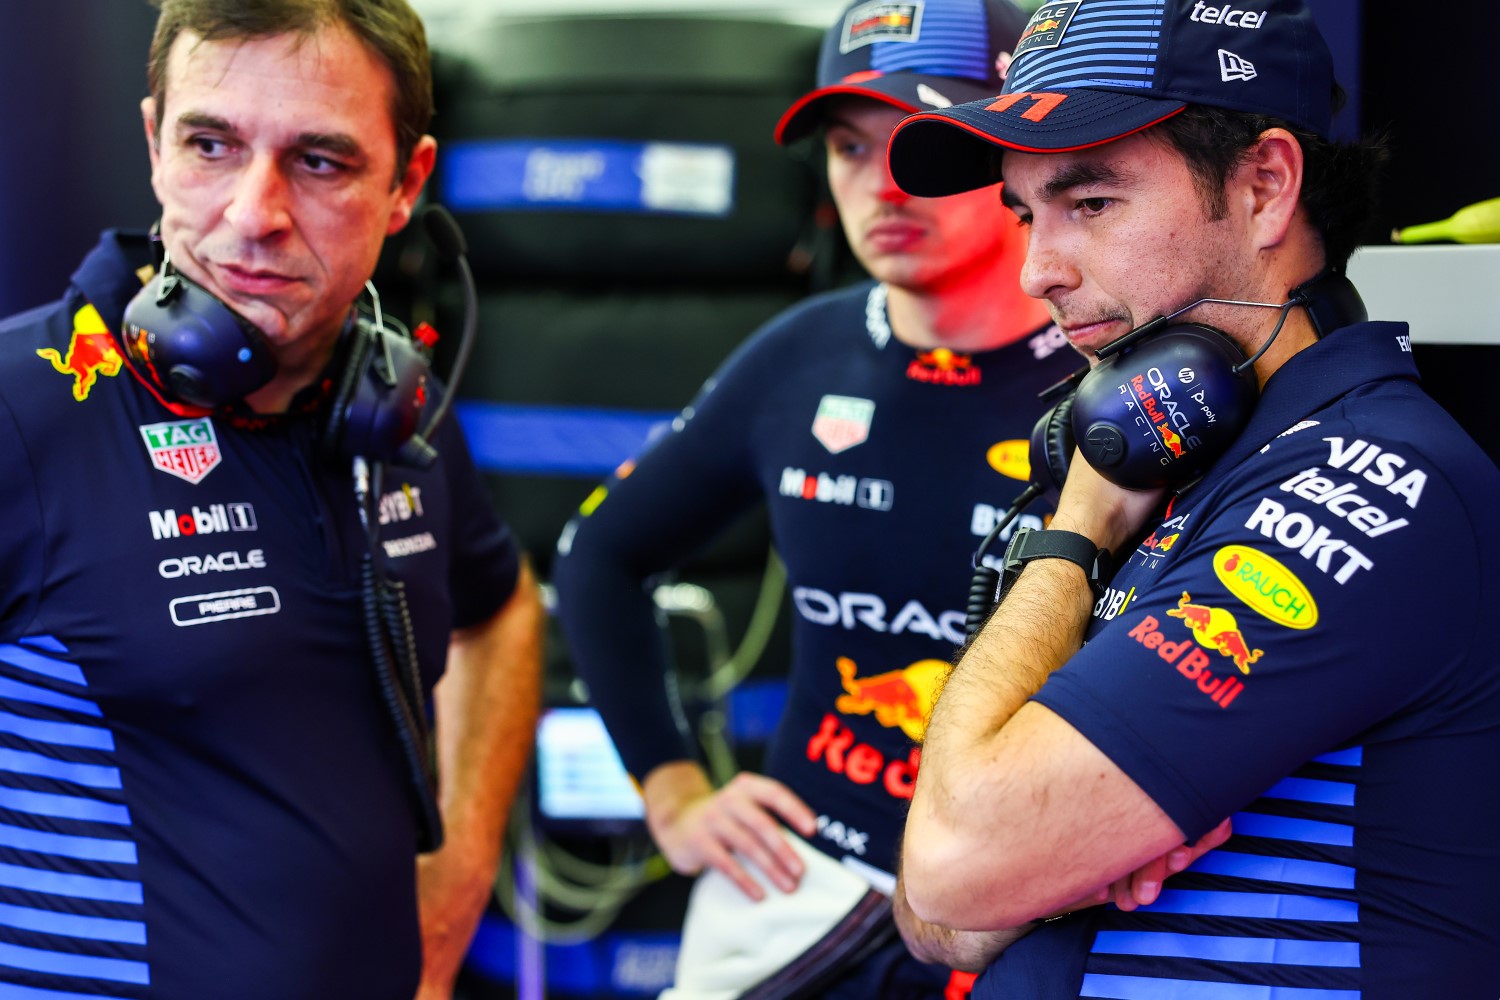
[841,1,924,52]
[1219,49,1257,82]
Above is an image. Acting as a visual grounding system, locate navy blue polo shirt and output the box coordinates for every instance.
[976,321,1500,998]
[0,232,520,999]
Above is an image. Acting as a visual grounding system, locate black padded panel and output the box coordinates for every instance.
[435,281,800,574]
[429,16,822,283]
[450,283,805,407]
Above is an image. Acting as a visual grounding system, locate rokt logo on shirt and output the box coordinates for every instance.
[141,418,222,485]
[149,503,257,540]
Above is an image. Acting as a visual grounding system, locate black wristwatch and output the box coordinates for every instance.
[1000,527,1112,599]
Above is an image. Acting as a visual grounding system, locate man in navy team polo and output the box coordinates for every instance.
[883,0,1500,996]
[0,2,543,997]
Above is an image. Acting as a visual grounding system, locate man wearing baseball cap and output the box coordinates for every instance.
[552,1,1101,996]
[887,1,1500,997]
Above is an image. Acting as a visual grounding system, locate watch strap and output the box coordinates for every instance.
[1001,527,1111,598]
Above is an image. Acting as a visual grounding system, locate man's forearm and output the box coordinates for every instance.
[902,558,1096,925]
[917,558,1095,826]
[434,561,545,847]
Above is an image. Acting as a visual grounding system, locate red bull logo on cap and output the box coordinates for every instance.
[1166,591,1263,674]
[841,1,922,52]
[37,306,123,402]
[1014,2,1080,58]
[835,655,947,742]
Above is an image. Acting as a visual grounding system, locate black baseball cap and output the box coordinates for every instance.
[774,0,1030,146]
[888,0,1337,196]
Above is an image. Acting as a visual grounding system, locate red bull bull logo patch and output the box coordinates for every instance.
[140,417,222,485]
[1015,2,1079,58]
[37,306,123,402]
[1127,613,1246,708]
[906,348,981,387]
[1215,545,1319,629]
[835,656,947,742]
[1166,592,1262,674]
[1157,422,1186,458]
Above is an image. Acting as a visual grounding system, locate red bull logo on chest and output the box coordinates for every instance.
[907,348,981,387]
[37,306,123,402]
[835,656,947,742]
[140,417,222,485]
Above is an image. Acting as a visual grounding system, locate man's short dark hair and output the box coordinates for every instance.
[147,0,433,183]
[1150,97,1388,273]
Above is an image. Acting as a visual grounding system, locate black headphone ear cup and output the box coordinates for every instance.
[321,322,374,462]
[1071,323,1259,489]
[1029,394,1077,496]
[121,270,275,408]
[320,319,431,465]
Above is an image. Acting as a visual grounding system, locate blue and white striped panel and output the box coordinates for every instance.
[1081,974,1360,998]
[1006,0,1165,94]
[0,638,148,997]
[872,0,991,80]
[1079,749,1364,995]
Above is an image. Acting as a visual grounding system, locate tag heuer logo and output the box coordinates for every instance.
[812,395,876,454]
[141,418,222,485]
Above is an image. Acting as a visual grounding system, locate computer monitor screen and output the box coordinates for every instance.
[534,707,646,833]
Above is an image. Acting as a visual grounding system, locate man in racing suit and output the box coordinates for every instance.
[550,0,1085,995]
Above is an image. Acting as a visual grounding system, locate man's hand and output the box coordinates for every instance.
[895,818,1232,972]
[415,830,500,1000]
[1101,817,1233,911]
[1048,446,1168,555]
[415,562,544,998]
[643,761,818,900]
